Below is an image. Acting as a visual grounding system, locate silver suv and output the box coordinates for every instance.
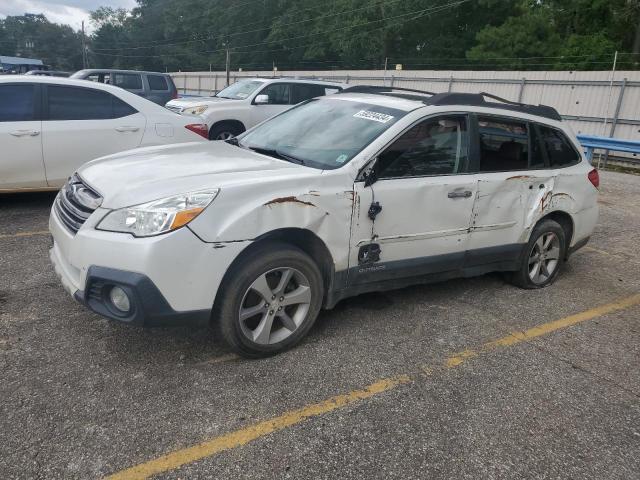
[71,69,178,106]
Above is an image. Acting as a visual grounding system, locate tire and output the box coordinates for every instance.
[510,219,566,289]
[213,242,324,358]
[209,122,244,141]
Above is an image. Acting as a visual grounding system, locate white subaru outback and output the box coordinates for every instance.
[49,86,599,357]
[165,77,345,140]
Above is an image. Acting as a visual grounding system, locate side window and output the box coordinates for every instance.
[0,84,36,121]
[538,126,580,168]
[478,117,529,172]
[376,116,469,179]
[291,84,326,104]
[259,83,290,105]
[48,86,136,120]
[148,75,168,91]
[112,73,143,90]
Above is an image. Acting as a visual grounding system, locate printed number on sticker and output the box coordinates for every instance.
[353,110,394,123]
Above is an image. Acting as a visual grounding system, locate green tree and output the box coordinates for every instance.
[0,14,83,71]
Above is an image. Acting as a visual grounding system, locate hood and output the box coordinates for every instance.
[78,141,314,209]
[166,96,231,108]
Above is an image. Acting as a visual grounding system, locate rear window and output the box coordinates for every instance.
[148,75,168,91]
[538,126,580,168]
[0,84,35,121]
[48,86,137,120]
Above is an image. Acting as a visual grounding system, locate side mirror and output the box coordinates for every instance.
[254,94,269,105]
[363,161,378,187]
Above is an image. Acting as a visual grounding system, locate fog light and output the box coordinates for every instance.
[109,286,131,313]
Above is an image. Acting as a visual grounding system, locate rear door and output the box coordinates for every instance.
[349,114,476,286]
[0,83,45,190]
[111,72,145,98]
[466,115,554,266]
[250,82,292,126]
[42,85,145,187]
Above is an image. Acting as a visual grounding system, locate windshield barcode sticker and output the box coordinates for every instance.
[353,110,394,123]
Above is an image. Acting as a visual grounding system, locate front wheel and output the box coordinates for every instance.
[213,243,324,357]
[510,219,566,289]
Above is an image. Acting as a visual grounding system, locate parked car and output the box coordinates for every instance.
[25,70,71,77]
[165,78,346,139]
[70,69,178,106]
[0,76,208,192]
[49,86,599,357]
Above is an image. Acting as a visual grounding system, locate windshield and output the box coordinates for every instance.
[216,80,264,99]
[239,98,407,170]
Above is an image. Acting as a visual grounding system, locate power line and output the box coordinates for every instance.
[93,0,406,52]
[91,0,471,58]
[93,0,344,51]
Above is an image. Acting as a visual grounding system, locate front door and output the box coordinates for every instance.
[0,83,45,190]
[250,83,292,126]
[349,114,477,286]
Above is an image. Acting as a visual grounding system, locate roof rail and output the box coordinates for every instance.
[341,85,437,96]
[339,85,562,122]
[425,92,562,121]
[339,85,437,101]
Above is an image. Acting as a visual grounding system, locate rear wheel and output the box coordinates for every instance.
[209,122,244,141]
[213,243,323,357]
[510,219,566,289]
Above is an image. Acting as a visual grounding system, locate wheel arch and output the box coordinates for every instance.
[212,228,336,316]
[534,210,575,258]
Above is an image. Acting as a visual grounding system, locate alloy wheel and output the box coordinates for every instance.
[528,232,561,284]
[215,131,234,140]
[238,267,312,345]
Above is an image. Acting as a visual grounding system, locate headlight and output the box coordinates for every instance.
[96,190,219,237]
[183,104,209,115]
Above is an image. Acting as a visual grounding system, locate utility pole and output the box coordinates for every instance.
[81,20,88,69]
[225,38,231,87]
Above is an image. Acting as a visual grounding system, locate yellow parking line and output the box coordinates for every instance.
[105,293,640,480]
[0,230,49,240]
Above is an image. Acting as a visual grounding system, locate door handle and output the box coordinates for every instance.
[448,190,473,199]
[115,126,140,132]
[10,130,40,137]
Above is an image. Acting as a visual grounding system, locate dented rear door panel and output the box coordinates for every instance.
[468,171,556,254]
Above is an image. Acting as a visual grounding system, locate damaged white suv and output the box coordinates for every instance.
[50,86,599,357]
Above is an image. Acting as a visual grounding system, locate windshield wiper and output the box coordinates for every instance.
[247,146,305,165]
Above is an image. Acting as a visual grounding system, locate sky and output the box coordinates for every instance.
[0,0,136,31]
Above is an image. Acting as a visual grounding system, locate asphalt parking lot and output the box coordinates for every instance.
[1,170,639,479]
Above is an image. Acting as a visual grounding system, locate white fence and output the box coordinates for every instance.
[170,69,640,149]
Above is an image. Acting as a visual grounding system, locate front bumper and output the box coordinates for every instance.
[49,204,250,327]
[74,266,210,327]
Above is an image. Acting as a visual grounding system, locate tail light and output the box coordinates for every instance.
[588,168,600,189]
[185,123,209,139]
